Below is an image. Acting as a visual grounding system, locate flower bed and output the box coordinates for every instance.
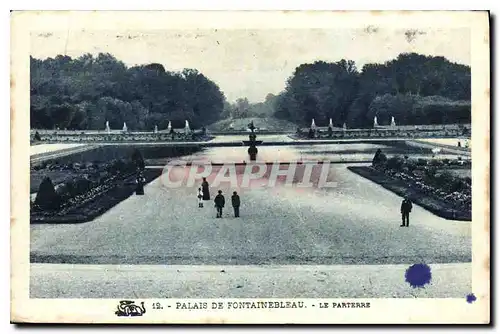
[31,149,160,224]
[30,168,161,224]
[348,155,471,221]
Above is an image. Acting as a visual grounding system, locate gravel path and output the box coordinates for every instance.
[30,263,471,298]
[30,164,471,266]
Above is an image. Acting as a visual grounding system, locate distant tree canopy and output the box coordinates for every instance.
[273,53,471,127]
[30,53,226,130]
[223,94,279,120]
[31,52,471,130]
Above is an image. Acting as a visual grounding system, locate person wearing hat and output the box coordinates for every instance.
[231,191,241,218]
[400,197,413,227]
[214,190,225,218]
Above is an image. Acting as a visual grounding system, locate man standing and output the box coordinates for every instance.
[214,190,225,218]
[401,197,413,227]
[231,191,240,217]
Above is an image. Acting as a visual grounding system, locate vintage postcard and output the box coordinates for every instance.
[11,10,490,324]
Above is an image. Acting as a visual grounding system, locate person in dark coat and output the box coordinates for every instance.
[401,197,413,227]
[214,190,225,218]
[231,191,240,217]
[135,172,145,195]
[201,177,210,200]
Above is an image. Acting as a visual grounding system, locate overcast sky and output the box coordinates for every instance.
[31,28,470,103]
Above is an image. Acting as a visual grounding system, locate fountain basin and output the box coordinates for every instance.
[242,140,263,145]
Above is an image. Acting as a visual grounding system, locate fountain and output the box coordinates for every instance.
[390,116,396,127]
[329,118,333,128]
[311,119,316,130]
[154,125,158,133]
[246,121,259,161]
[343,122,347,130]
[122,122,128,132]
[184,120,191,135]
[373,116,378,128]
[105,121,110,134]
[167,121,172,133]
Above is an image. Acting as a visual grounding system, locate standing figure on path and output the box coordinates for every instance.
[231,191,240,217]
[400,197,413,227]
[135,172,145,195]
[214,190,225,218]
[197,187,204,208]
[202,177,210,200]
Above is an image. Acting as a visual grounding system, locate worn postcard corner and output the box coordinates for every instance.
[10,10,490,324]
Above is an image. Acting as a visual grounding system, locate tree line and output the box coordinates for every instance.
[30,53,225,130]
[273,53,471,128]
[31,52,471,130]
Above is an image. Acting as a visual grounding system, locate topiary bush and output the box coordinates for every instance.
[386,155,405,172]
[34,177,61,211]
[131,149,145,170]
[372,149,388,168]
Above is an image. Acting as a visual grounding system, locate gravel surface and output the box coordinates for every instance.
[30,263,471,298]
[30,143,87,156]
[31,164,471,266]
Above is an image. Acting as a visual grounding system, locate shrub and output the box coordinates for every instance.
[434,171,455,189]
[416,158,428,166]
[424,166,438,179]
[404,159,418,173]
[429,159,444,167]
[34,177,61,211]
[386,155,405,171]
[131,149,145,170]
[372,149,387,167]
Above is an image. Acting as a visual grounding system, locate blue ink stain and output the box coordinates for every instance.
[405,264,432,288]
[466,293,477,303]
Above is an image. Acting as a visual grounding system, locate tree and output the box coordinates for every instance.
[34,177,61,211]
[30,54,225,130]
[232,98,250,119]
[274,60,359,126]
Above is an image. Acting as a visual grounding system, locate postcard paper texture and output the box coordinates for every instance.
[11,10,490,324]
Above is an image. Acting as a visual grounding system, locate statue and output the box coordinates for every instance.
[154,125,158,133]
[343,123,347,130]
[373,116,378,128]
[184,120,191,135]
[391,116,396,127]
[105,121,111,134]
[247,121,258,161]
[122,122,128,132]
[248,121,256,132]
[327,126,333,138]
[329,118,333,128]
[311,119,316,130]
[167,121,172,133]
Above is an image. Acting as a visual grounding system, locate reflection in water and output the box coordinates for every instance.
[169,142,455,164]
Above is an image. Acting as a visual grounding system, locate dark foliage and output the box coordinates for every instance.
[34,177,61,211]
[274,53,470,127]
[372,149,388,167]
[131,149,145,170]
[30,53,225,130]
